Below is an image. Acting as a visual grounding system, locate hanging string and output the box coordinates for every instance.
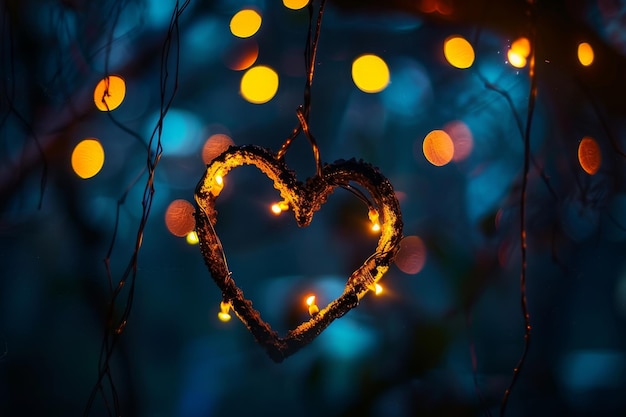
[85,1,191,415]
[276,0,327,176]
[499,1,537,416]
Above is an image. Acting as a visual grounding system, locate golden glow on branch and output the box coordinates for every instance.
[202,134,235,164]
[186,230,199,245]
[283,0,309,10]
[230,9,262,38]
[578,136,601,175]
[351,54,390,93]
[240,65,279,104]
[165,199,196,237]
[94,75,126,111]
[443,36,475,69]
[72,138,105,179]
[578,42,594,66]
[218,301,232,322]
[423,129,454,166]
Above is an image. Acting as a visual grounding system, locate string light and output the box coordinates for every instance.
[368,208,381,232]
[305,295,319,316]
[186,230,199,245]
[195,145,403,362]
[271,201,289,215]
[218,301,232,322]
[374,283,383,295]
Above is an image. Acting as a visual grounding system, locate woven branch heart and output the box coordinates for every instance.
[195,145,403,362]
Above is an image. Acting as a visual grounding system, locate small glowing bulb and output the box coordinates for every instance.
[271,201,289,215]
[218,301,232,322]
[374,283,383,295]
[305,295,319,316]
[186,230,199,245]
[368,209,381,233]
[215,175,223,185]
[218,312,231,322]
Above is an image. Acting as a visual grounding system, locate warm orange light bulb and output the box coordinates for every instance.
[374,283,383,295]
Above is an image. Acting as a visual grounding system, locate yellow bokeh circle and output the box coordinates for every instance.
[443,36,475,69]
[230,9,262,38]
[351,54,390,93]
[423,130,454,166]
[240,65,279,104]
[578,42,594,66]
[72,139,105,179]
[283,0,309,10]
[93,75,126,111]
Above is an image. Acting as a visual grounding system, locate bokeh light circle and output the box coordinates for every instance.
[578,136,601,175]
[230,9,262,38]
[93,75,126,111]
[423,129,454,166]
[351,54,390,93]
[395,235,427,274]
[443,36,475,69]
[578,42,594,66]
[283,0,309,10]
[71,139,105,179]
[202,134,235,164]
[444,120,474,162]
[165,199,196,237]
[240,65,279,104]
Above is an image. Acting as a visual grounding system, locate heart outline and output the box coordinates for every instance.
[195,145,403,362]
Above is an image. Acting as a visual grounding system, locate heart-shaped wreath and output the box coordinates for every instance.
[195,144,403,362]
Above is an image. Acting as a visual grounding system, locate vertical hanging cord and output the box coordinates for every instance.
[500,1,537,416]
[276,0,327,176]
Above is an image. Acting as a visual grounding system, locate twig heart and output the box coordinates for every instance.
[195,145,403,362]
